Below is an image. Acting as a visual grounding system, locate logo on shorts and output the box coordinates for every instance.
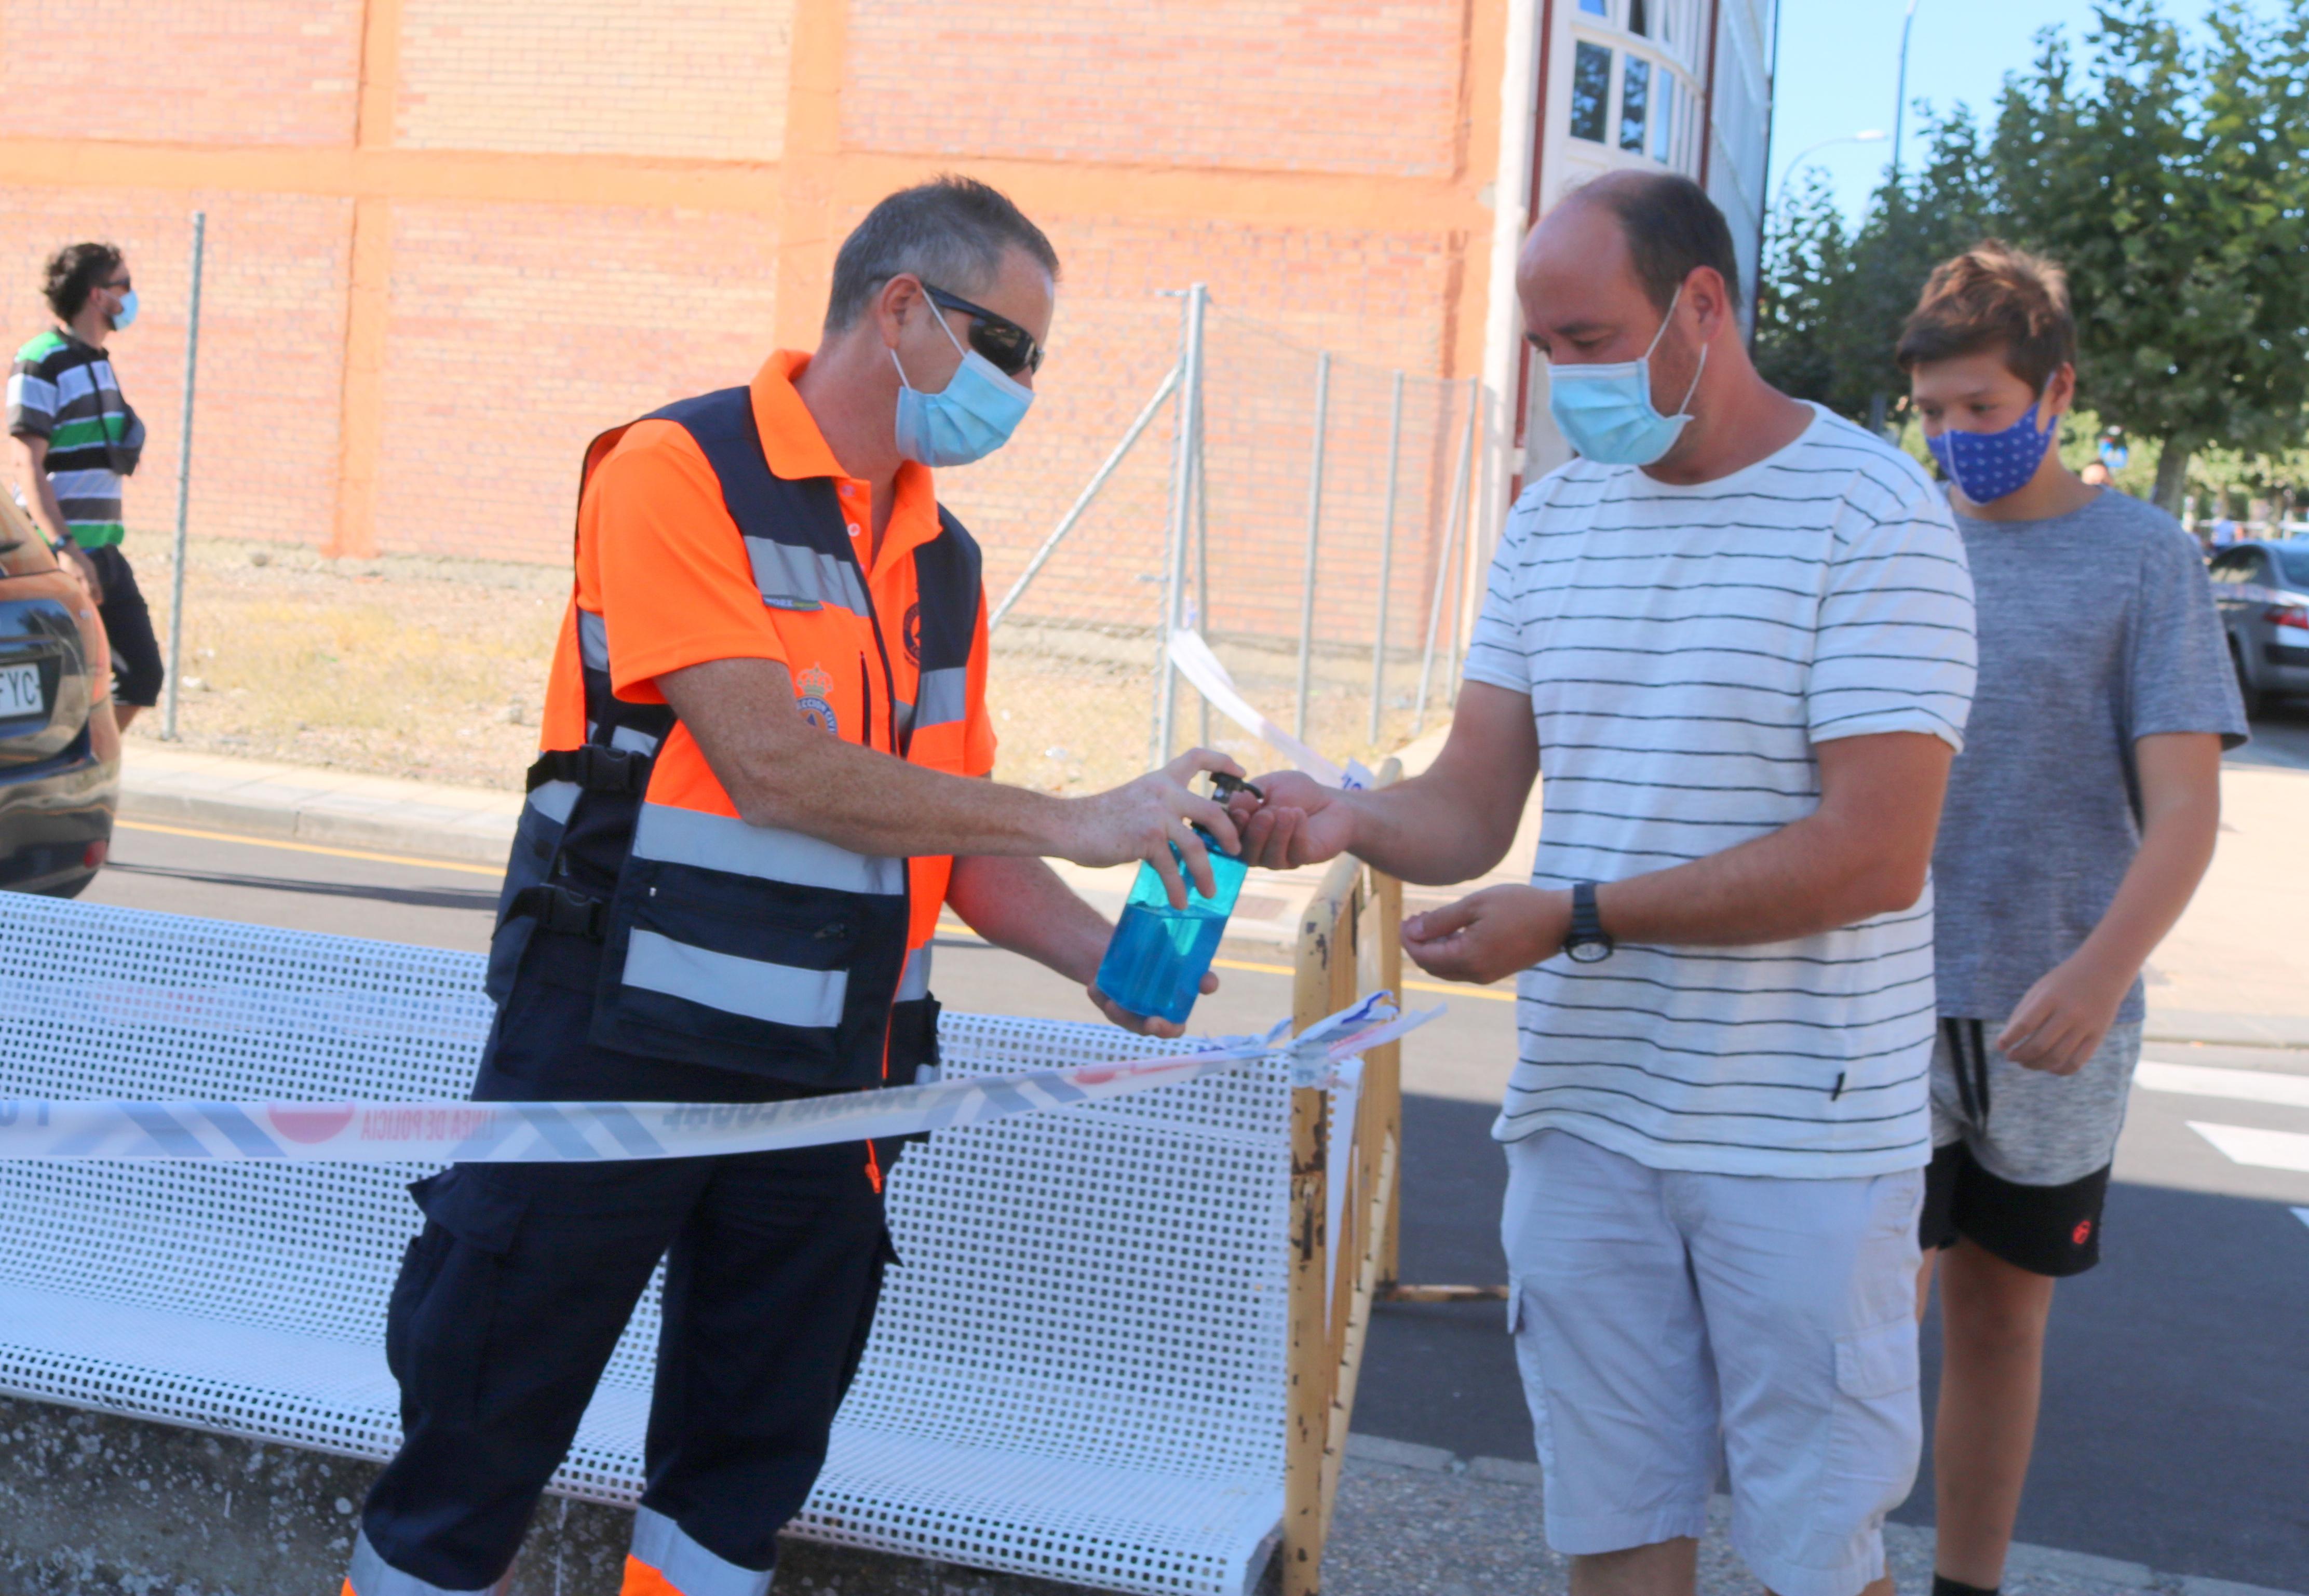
[797,663,838,735]
[2072,1218,2094,1247]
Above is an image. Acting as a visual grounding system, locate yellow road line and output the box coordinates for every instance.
[115,820,504,877]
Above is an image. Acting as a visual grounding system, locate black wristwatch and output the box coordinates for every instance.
[1564,881,1614,964]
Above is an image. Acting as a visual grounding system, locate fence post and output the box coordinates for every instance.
[1193,372,1211,750]
[1366,371,1405,746]
[161,211,207,742]
[1413,378,1479,737]
[990,365,1179,631]
[1294,353,1330,743]
[1152,284,1206,771]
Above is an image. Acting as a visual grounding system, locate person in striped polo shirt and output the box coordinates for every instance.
[1236,171,1977,1596]
[7,240,162,728]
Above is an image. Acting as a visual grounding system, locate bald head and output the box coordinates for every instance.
[1551,171,1741,313]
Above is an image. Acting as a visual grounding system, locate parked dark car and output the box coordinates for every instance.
[2209,540,2309,718]
[0,495,119,897]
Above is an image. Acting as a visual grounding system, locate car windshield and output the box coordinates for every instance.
[2272,544,2309,590]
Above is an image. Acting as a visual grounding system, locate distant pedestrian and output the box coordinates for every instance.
[1235,171,1977,1596]
[6,241,161,729]
[1899,241,2245,1596]
[2078,460,2113,490]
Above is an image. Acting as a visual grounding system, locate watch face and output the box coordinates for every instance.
[1567,938,1612,964]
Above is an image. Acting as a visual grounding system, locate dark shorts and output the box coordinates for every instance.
[1920,1138,2112,1277]
[80,543,164,707]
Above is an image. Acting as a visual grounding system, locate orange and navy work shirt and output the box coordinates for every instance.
[496,351,995,1090]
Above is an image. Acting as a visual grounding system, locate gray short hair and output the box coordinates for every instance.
[824,175,1059,335]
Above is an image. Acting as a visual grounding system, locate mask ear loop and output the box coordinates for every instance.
[888,278,971,389]
[1641,282,1706,421]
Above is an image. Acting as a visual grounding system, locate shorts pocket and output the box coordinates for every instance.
[1824,1316,1923,1536]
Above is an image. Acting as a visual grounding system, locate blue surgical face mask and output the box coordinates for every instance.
[1545,284,1706,466]
[109,289,138,331]
[891,298,1033,467]
[1925,401,2055,504]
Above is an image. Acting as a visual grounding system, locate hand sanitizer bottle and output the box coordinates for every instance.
[1094,774,1258,1026]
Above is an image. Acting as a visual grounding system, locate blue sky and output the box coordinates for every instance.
[1766,0,2250,226]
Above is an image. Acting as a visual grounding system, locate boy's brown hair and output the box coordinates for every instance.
[1895,239,2076,393]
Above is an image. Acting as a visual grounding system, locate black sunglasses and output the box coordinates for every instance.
[921,281,1044,377]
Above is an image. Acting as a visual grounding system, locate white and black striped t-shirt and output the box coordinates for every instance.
[1464,405,1976,1179]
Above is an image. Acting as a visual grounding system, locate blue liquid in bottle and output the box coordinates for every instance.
[1095,826,1249,1026]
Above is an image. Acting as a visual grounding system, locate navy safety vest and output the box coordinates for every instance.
[489,385,984,1093]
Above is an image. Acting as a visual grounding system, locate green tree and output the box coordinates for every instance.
[1989,0,2309,511]
[1757,110,1997,425]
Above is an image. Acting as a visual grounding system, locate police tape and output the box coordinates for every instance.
[1167,630,1376,791]
[0,996,1438,1164]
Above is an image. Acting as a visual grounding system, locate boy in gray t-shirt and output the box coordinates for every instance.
[1896,244,2245,1596]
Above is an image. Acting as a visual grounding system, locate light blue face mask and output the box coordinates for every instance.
[109,289,139,331]
[1545,285,1705,466]
[890,296,1033,467]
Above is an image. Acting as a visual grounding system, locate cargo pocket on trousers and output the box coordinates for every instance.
[387,1169,530,1423]
[1826,1316,1923,1526]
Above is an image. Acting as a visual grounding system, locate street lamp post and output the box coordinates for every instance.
[1771,130,1887,215]
[1893,0,1922,180]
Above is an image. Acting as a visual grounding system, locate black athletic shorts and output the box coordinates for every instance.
[1920,1138,2112,1278]
[80,542,164,707]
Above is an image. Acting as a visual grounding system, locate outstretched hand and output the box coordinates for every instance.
[1228,770,1359,871]
[1402,885,1567,986]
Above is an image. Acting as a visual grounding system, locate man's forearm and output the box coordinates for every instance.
[946,855,1110,985]
[1595,731,1952,947]
[1338,771,1527,886]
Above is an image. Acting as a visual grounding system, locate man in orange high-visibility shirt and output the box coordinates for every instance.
[344,176,1244,1596]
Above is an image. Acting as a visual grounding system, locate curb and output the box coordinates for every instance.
[118,785,517,868]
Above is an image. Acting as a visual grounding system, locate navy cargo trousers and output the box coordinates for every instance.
[349,931,896,1596]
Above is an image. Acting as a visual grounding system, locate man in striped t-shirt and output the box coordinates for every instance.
[7,240,163,727]
[1236,173,1974,1596]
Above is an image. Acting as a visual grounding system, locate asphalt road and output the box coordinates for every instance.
[77,818,2309,1590]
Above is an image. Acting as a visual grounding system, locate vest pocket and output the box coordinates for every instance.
[589,853,908,1089]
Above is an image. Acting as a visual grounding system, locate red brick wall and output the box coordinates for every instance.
[374,201,779,562]
[0,0,363,146]
[0,188,353,551]
[395,0,795,160]
[841,0,1466,178]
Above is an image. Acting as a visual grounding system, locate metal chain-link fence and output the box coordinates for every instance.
[988,287,1478,796]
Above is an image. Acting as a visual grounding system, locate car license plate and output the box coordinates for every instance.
[0,662,45,718]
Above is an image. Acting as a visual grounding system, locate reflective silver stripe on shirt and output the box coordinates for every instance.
[610,725,660,755]
[623,930,847,1031]
[744,536,868,616]
[527,780,581,826]
[629,1509,772,1596]
[578,608,610,672]
[914,666,968,729]
[897,943,933,1002]
[347,1531,510,1596]
[632,803,905,896]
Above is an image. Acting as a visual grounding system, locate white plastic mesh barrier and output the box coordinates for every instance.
[0,894,1288,1595]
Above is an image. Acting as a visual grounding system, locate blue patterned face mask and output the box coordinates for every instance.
[1926,402,2056,503]
[890,296,1033,468]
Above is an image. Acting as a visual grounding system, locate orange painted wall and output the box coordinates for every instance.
[0,0,1506,575]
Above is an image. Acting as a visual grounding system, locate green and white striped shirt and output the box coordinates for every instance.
[7,329,134,548]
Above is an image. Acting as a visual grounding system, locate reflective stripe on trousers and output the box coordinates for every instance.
[345,1531,510,1596]
[622,1508,773,1596]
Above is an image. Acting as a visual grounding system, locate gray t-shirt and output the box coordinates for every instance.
[1933,488,2246,1023]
